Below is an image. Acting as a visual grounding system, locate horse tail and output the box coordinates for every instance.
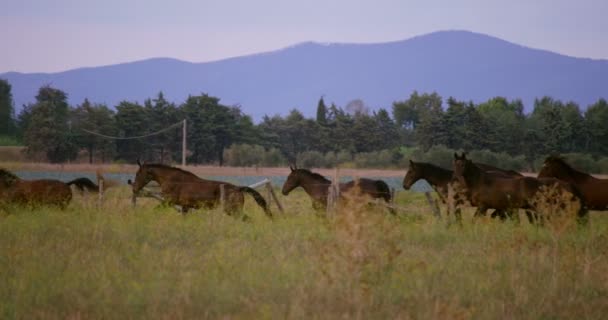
[239,186,273,218]
[66,177,99,193]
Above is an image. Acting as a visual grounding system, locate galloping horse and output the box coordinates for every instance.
[0,168,72,209]
[281,166,394,213]
[130,161,272,217]
[538,156,608,211]
[452,153,587,223]
[402,159,522,219]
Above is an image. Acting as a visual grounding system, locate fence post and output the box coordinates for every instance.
[266,181,285,215]
[98,179,104,208]
[424,191,441,219]
[220,184,226,212]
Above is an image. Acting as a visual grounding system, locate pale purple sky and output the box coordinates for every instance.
[1,0,607,73]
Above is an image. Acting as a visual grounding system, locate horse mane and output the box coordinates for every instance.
[144,163,199,178]
[295,168,331,183]
[0,168,20,184]
[545,156,588,177]
[412,162,453,174]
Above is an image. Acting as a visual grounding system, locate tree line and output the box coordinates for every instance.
[1,79,607,171]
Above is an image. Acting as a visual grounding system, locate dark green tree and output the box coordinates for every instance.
[22,86,78,162]
[316,96,328,126]
[585,98,608,155]
[0,79,16,137]
[71,99,117,163]
[144,92,181,163]
[181,94,248,165]
[115,101,149,162]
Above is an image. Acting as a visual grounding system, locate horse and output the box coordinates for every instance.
[402,159,522,219]
[68,170,119,194]
[538,156,608,211]
[130,161,272,218]
[0,168,72,209]
[281,166,394,214]
[452,153,587,224]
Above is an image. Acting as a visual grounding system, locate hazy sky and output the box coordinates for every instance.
[1,0,607,73]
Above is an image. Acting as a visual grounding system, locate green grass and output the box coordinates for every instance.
[1,187,607,319]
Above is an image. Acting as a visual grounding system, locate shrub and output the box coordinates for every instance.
[223,144,286,167]
[597,157,608,174]
[353,150,394,168]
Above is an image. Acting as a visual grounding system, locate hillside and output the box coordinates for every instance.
[2,30,607,120]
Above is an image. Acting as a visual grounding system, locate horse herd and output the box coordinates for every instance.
[1,155,607,225]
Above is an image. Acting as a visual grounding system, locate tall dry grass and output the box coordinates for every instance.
[1,187,607,319]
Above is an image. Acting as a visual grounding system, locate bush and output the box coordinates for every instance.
[560,153,599,173]
[353,150,394,168]
[467,150,527,171]
[223,144,286,167]
[297,151,328,168]
[0,135,21,146]
[407,145,456,169]
[597,157,608,174]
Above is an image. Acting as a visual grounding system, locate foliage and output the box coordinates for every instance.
[223,144,286,167]
[0,79,16,136]
[22,86,78,163]
[71,99,117,163]
[1,189,608,319]
[7,81,608,168]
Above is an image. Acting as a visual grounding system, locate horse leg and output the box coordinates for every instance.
[473,207,487,218]
[524,210,537,225]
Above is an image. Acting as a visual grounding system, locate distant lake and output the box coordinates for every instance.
[14,171,433,193]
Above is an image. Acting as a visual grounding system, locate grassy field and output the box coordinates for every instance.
[1,186,607,319]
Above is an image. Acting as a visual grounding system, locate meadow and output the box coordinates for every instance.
[1,185,607,319]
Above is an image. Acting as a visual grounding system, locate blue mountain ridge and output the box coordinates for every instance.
[2,30,607,121]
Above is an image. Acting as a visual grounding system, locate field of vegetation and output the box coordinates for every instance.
[1,186,608,319]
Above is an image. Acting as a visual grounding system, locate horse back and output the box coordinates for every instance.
[13,179,72,207]
[341,178,391,201]
[579,178,608,210]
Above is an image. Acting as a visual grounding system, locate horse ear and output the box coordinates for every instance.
[289,165,294,172]
[409,159,414,166]
[137,159,142,167]
[454,152,459,160]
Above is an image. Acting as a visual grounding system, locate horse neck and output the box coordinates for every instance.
[148,166,181,185]
[421,165,453,188]
[558,164,594,184]
[299,172,331,198]
[462,163,485,188]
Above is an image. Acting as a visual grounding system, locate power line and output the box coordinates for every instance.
[80,121,183,140]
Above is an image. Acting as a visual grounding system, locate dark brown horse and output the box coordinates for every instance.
[68,171,118,194]
[538,156,608,211]
[452,153,587,223]
[131,162,272,217]
[402,159,523,219]
[281,167,394,213]
[0,168,72,209]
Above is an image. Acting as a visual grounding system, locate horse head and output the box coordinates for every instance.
[403,160,422,190]
[282,166,302,195]
[452,152,471,185]
[131,162,153,193]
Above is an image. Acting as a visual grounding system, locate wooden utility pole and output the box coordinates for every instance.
[182,119,187,167]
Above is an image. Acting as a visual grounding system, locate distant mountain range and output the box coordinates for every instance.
[2,30,607,121]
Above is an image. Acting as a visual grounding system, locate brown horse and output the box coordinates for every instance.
[0,168,72,209]
[281,166,394,213]
[538,156,608,211]
[131,161,272,217]
[452,153,587,223]
[402,159,523,219]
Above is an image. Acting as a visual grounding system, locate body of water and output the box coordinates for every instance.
[14,171,433,193]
